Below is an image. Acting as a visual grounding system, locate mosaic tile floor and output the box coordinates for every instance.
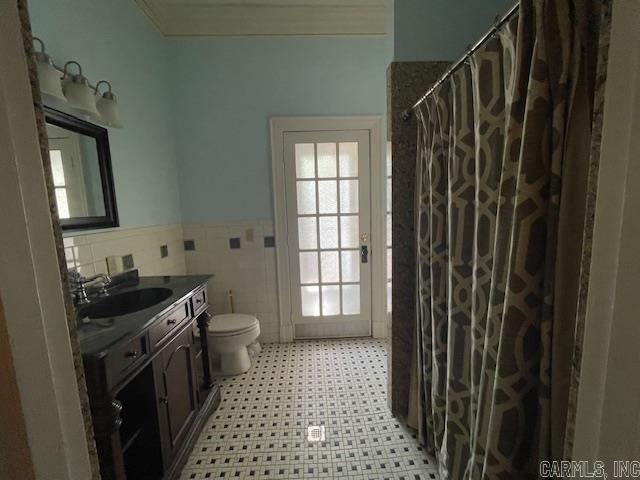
[180,338,438,480]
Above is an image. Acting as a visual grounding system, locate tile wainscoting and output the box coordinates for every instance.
[63,219,387,346]
[63,224,187,278]
[182,220,280,344]
[184,219,389,345]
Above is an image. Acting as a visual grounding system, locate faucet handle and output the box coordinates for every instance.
[68,269,84,285]
[97,275,111,295]
[68,269,90,305]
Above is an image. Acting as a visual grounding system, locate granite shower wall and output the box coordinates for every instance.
[387,61,449,417]
[181,221,279,344]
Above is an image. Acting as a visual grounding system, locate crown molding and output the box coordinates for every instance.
[135,0,388,36]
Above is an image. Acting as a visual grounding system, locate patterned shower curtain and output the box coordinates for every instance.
[413,1,606,478]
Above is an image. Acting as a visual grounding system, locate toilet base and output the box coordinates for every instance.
[247,341,261,356]
[220,346,251,375]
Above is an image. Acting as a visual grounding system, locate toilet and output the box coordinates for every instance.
[207,313,260,375]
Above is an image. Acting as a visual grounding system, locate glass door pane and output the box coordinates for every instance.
[292,139,364,317]
[284,129,371,338]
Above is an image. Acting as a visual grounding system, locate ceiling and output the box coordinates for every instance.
[134,0,389,36]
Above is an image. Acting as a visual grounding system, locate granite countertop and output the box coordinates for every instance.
[77,274,212,357]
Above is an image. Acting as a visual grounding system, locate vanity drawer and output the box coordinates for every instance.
[105,333,148,389]
[191,287,207,317]
[149,301,189,348]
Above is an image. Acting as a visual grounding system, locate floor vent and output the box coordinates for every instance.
[307,425,325,442]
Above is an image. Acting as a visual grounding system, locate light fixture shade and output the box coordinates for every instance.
[32,39,66,108]
[63,74,100,117]
[96,91,123,128]
[35,55,65,102]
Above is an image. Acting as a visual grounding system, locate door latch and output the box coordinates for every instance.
[361,245,369,264]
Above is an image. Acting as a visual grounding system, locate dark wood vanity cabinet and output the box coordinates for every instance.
[83,282,220,480]
[154,326,198,469]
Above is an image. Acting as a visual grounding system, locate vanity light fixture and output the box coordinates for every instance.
[95,80,123,128]
[62,61,102,120]
[32,38,66,104]
[31,36,123,128]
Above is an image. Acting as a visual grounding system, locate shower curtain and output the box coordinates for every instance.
[413,0,606,478]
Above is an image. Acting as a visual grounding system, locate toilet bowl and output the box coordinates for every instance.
[207,313,260,375]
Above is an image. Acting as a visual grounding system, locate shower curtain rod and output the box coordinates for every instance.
[401,3,519,121]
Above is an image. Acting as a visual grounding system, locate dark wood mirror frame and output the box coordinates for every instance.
[44,106,119,231]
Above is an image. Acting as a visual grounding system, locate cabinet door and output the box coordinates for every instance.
[154,326,198,466]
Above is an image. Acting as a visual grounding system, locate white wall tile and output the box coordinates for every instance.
[261,222,274,237]
[205,225,229,240]
[75,263,96,277]
[63,224,186,278]
[258,330,279,344]
[93,259,109,275]
[185,220,280,341]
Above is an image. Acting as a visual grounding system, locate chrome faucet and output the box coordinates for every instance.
[69,270,111,305]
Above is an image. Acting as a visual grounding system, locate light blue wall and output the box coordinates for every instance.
[394,0,515,61]
[29,0,516,225]
[28,0,182,228]
[170,36,393,222]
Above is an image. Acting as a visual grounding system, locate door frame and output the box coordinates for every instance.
[270,116,385,342]
[0,1,93,478]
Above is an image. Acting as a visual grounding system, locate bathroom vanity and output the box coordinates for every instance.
[78,274,219,480]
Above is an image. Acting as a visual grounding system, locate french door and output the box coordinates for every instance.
[283,130,371,338]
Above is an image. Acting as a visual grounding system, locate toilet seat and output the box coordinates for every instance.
[208,313,259,337]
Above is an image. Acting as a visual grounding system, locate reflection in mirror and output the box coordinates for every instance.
[45,107,118,231]
[46,123,106,219]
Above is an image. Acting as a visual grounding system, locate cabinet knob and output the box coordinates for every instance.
[167,319,177,325]
[125,351,138,359]
[196,298,203,304]
[159,396,169,405]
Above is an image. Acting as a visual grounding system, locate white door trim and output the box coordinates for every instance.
[0,2,93,478]
[270,116,385,342]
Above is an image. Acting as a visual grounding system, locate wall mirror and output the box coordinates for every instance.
[45,107,118,231]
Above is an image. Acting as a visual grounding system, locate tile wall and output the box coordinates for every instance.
[63,224,187,278]
[63,219,386,346]
[182,220,280,344]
